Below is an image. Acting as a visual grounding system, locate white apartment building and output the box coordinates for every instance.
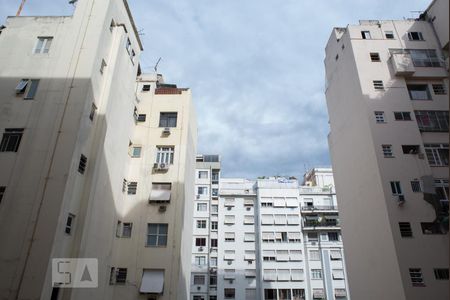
[190,155,221,300]
[0,1,197,300]
[300,168,350,300]
[191,169,349,300]
[324,0,449,299]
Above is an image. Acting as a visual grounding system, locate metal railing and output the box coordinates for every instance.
[301,205,338,211]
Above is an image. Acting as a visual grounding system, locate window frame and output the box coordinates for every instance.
[146,223,168,247]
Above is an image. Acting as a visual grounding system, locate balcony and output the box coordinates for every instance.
[301,205,338,212]
[303,219,340,229]
[390,52,415,76]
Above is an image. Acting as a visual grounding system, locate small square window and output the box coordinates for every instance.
[402,145,420,154]
[434,268,449,280]
[399,222,413,237]
[373,80,384,90]
[390,181,402,195]
[122,222,132,238]
[374,111,385,123]
[407,84,431,100]
[382,145,393,157]
[410,181,422,192]
[394,112,412,121]
[78,154,87,174]
[432,84,446,95]
[370,52,380,62]
[195,237,206,246]
[130,146,142,158]
[409,268,425,286]
[34,37,53,54]
[159,112,178,128]
[385,31,394,39]
[125,181,137,195]
[408,32,424,41]
[0,128,24,152]
[142,84,151,91]
[115,268,127,284]
[361,31,371,39]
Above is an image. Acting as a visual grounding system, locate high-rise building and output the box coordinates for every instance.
[190,169,349,300]
[324,0,449,299]
[0,1,197,300]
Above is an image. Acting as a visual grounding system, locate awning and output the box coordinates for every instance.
[330,250,342,259]
[313,289,325,299]
[285,198,298,207]
[335,289,347,297]
[244,198,254,206]
[149,190,171,202]
[140,270,164,293]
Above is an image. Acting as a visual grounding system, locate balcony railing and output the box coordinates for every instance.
[301,205,338,211]
[303,220,340,227]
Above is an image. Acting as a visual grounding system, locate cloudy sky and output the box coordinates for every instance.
[0,0,429,179]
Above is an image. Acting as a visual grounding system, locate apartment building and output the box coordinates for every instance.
[324,0,449,299]
[191,169,349,300]
[190,155,221,300]
[0,1,197,300]
[300,168,349,300]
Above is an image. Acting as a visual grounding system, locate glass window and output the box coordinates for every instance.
[407,84,431,100]
[146,223,168,246]
[156,146,174,164]
[0,128,24,152]
[159,112,178,127]
[34,37,53,54]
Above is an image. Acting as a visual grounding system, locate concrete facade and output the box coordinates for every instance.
[0,1,196,300]
[324,0,449,299]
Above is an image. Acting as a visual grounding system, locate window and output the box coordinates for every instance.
[308,232,318,241]
[194,275,205,285]
[196,220,207,229]
[198,171,208,179]
[224,232,235,242]
[65,214,75,234]
[263,270,277,281]
[382,145,394,157]
[373,80,384,90]
[332,269,345,280]
[421,222,446,234]
[16,79,39,99]
[399,222,413,237]
[408,32,424,41]
[211,204,218,213]
[0,128,24,152]
[407,84,431,100]
[159,112,177,128]
[309,250,320,261]
[410,180,421,192]
[125,38,132,54]
[224,215,235,224]
[122,222,132,238]
[100,59,107,74]
[193,296,204,300]
[375,111,385,123]
[390,181,402,195]
[432,84,446,95]
[328,232,339,241]
[195,256,206,265]
[288,232,301,242]
[244,215,254,224]
[0,186,5,204]
[370,52,380,62]
[409,268,425,286]
[424,144,449,166]
[156,146,174,164]
[210,257,217,267]
[34,37,53,54]
[434,268,449,280]
[361,31,371,39]
[124,181,137,195]
[224,288,235,299]
[195,238,206,246]
[146,223,168,247]
[385,31,394,39]
[211,238,218,247]
[197,203,207,211]
[409,49,441,67]
[78,154,87,174]
[89,103,97,121]
[244,232,255,242]
[212,188,218,197]
[330,250,342,260]
[434,179,449,208]
[394,112,412,121]
[136,114,146,122]
[197,186,208,195]
[415,111,449,132]
[129,145,141,158]
[142,84,151,91]
[402,145,420,154]
[211,221,218,230]
[115,268,127,284]
[263,250,276,261]
[311,269,322,279]
[264,289,277,299]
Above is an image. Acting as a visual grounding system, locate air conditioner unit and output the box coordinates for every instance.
[397,195,406,206]
[227,261,232,265]
[246,207,251,211]
[159,163,167,169]
[198,247,204,251]
[197,286,201,291]
[158,205,167,212]
[227,207,232,211]
[196,195,201,199]
[153,163,159,169]
[162,127,171,135]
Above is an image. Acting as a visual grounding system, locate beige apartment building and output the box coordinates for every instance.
[0,1,196,300]
[324,0,448,299]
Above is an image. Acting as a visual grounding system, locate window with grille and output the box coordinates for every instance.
[410,181,421,192]
[390,181,402,195]
[375,111,385,123]
[399,222,413,237]
[34,37,53,54]
[370,52,380,62]
[434,268,449,280]
[211,221,218,230]
[78,154,87,174]
[424,144,449,166]
[373,80,384,90]
[115,268,127,284]
[122,223,132,238]
[156,146,174,164]
[415,111,449,132]
[159,112,177,127]
[309,250,320,261]
[193,275,205,285]
[432,84,446,95]
[146,223,168,246]
[394,112,412,121]
[124,181,137,195]
[211,238,218,247]
[409,268,425,286]
[311,269,322,279]
[382,145,393,157]
[0,128,24,152]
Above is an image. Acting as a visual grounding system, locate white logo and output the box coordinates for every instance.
[52,258,98,288]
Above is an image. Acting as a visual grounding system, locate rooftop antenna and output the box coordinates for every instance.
[69,0,78,6]
[16,0,27,16]
[154,57,162,73]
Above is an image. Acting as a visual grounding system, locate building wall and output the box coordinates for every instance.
[325,14,448,300]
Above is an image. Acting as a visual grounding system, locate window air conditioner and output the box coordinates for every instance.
[199,247,204,251]
[196,195,201,199]
[397,195,405,206]
[162,127,171,135]
[197,286,201,290]
[158,205,167,212]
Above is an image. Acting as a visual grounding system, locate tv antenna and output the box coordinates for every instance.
[16,0,27,16]
[154,57,162,73]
